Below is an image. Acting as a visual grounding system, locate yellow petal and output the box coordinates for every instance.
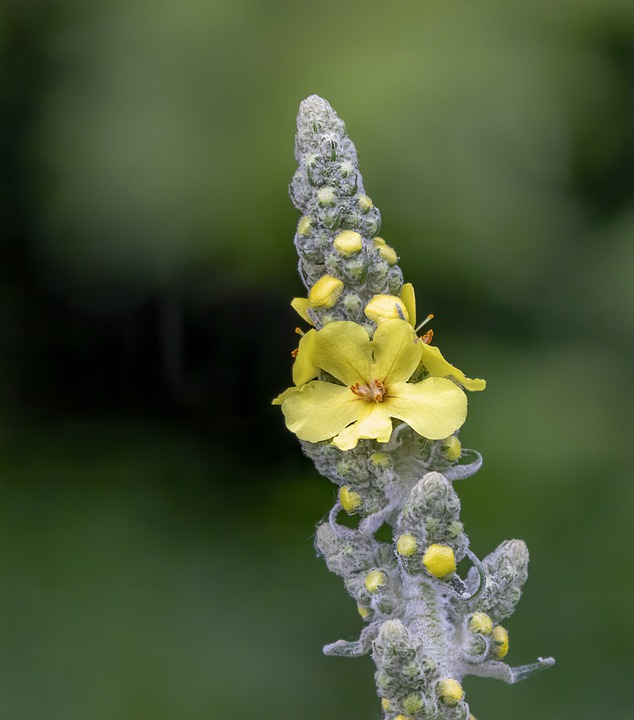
[281,381,363,443]
[311,321,372,386]
[400,283,416,328]
[332,403,393,451]
[372,320,422,386]
[420,343,486,392]
[291,297,313,325]
[364,294,409,324]
[272,386,298,406]
[385,378,468,439]
[292,329,319,385]
[308,275,344,308]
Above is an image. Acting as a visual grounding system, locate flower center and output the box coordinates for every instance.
[350,379,386,402]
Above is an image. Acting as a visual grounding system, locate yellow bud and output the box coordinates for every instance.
[356,194,373,213]
[469,715,477,720]
[333,230,363,256]
[308,275,344,308]
[437,678,464,706]
[297,215,313,235]
[339,486,362,514]
[422,544,456,578]
[468,612,493,636]
[316,187,336,206]
[442,435,462,461]
[365,569,386,593]
[380,698,391,712]
[396,534,418,556]
[370,452,391,469]
[376,243,398,265]
[357,605,371,619]
[492,625,509,658]
[395,716,412,720]
[373,237,386,247]
[364,294,409,324]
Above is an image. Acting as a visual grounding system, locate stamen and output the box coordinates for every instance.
[291,348,299,357]
[294,327,305,336]
[350,379,386,402]
[415,313,434,333]
[420,329,434,345]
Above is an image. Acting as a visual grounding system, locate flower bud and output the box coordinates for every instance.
[356,194,373,213]
[339,486,362,514]
[370,452,392,469]
[334,230,363,256]
[308,275,344,308]
[492,625,509,658]
[316,187,336,206]
[468,612,493,636]
[403,695,424,714]
[365,569,386,593]
[357,605,371,619]
[380,698,391,712]
[364,294,409,323]
[437,678,464,706]
[422,544,456,578]
[396,534,418,556]
[442,435,462,461]
[297,215,313,235]
[378,244,398,265]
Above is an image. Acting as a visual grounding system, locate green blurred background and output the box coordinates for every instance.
[2,1,633,718]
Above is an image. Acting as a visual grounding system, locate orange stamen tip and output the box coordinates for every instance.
[420,329,434,345]
[291,348,299,357]
[294,327,304,336]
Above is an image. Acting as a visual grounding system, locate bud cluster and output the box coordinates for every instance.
[279,96,553,720]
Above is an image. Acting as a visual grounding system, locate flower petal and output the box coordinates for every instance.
[281,381,363,443]
[385,378,468,439]
[332,403,393,451]
[291,297,313,325]
[400,283,416,328]
[272,387,297,406]
[372,319,422,385]
[420,343,486,391]
[292,329,319,385]
[311,321,372,386]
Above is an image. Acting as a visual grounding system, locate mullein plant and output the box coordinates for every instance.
[274,95,554,720]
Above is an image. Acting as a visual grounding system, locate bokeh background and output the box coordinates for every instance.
[2,1,633,718]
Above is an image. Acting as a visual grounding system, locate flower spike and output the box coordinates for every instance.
[275,95,553,720]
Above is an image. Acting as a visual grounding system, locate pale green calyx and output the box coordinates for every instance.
[282,96,554,720]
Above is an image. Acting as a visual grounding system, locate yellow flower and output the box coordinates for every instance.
[276,319,468,451]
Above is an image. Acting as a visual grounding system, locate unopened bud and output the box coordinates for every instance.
[396,534,418,556]
[423,544,456,578]
[468,612,493,636]
[308,275,344,308]
[334,230,363,256]
[492,625,509,658]
[364,294,409,323]
[339,486,362,514]
[365,569,386,593]
[437,678,464,706]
